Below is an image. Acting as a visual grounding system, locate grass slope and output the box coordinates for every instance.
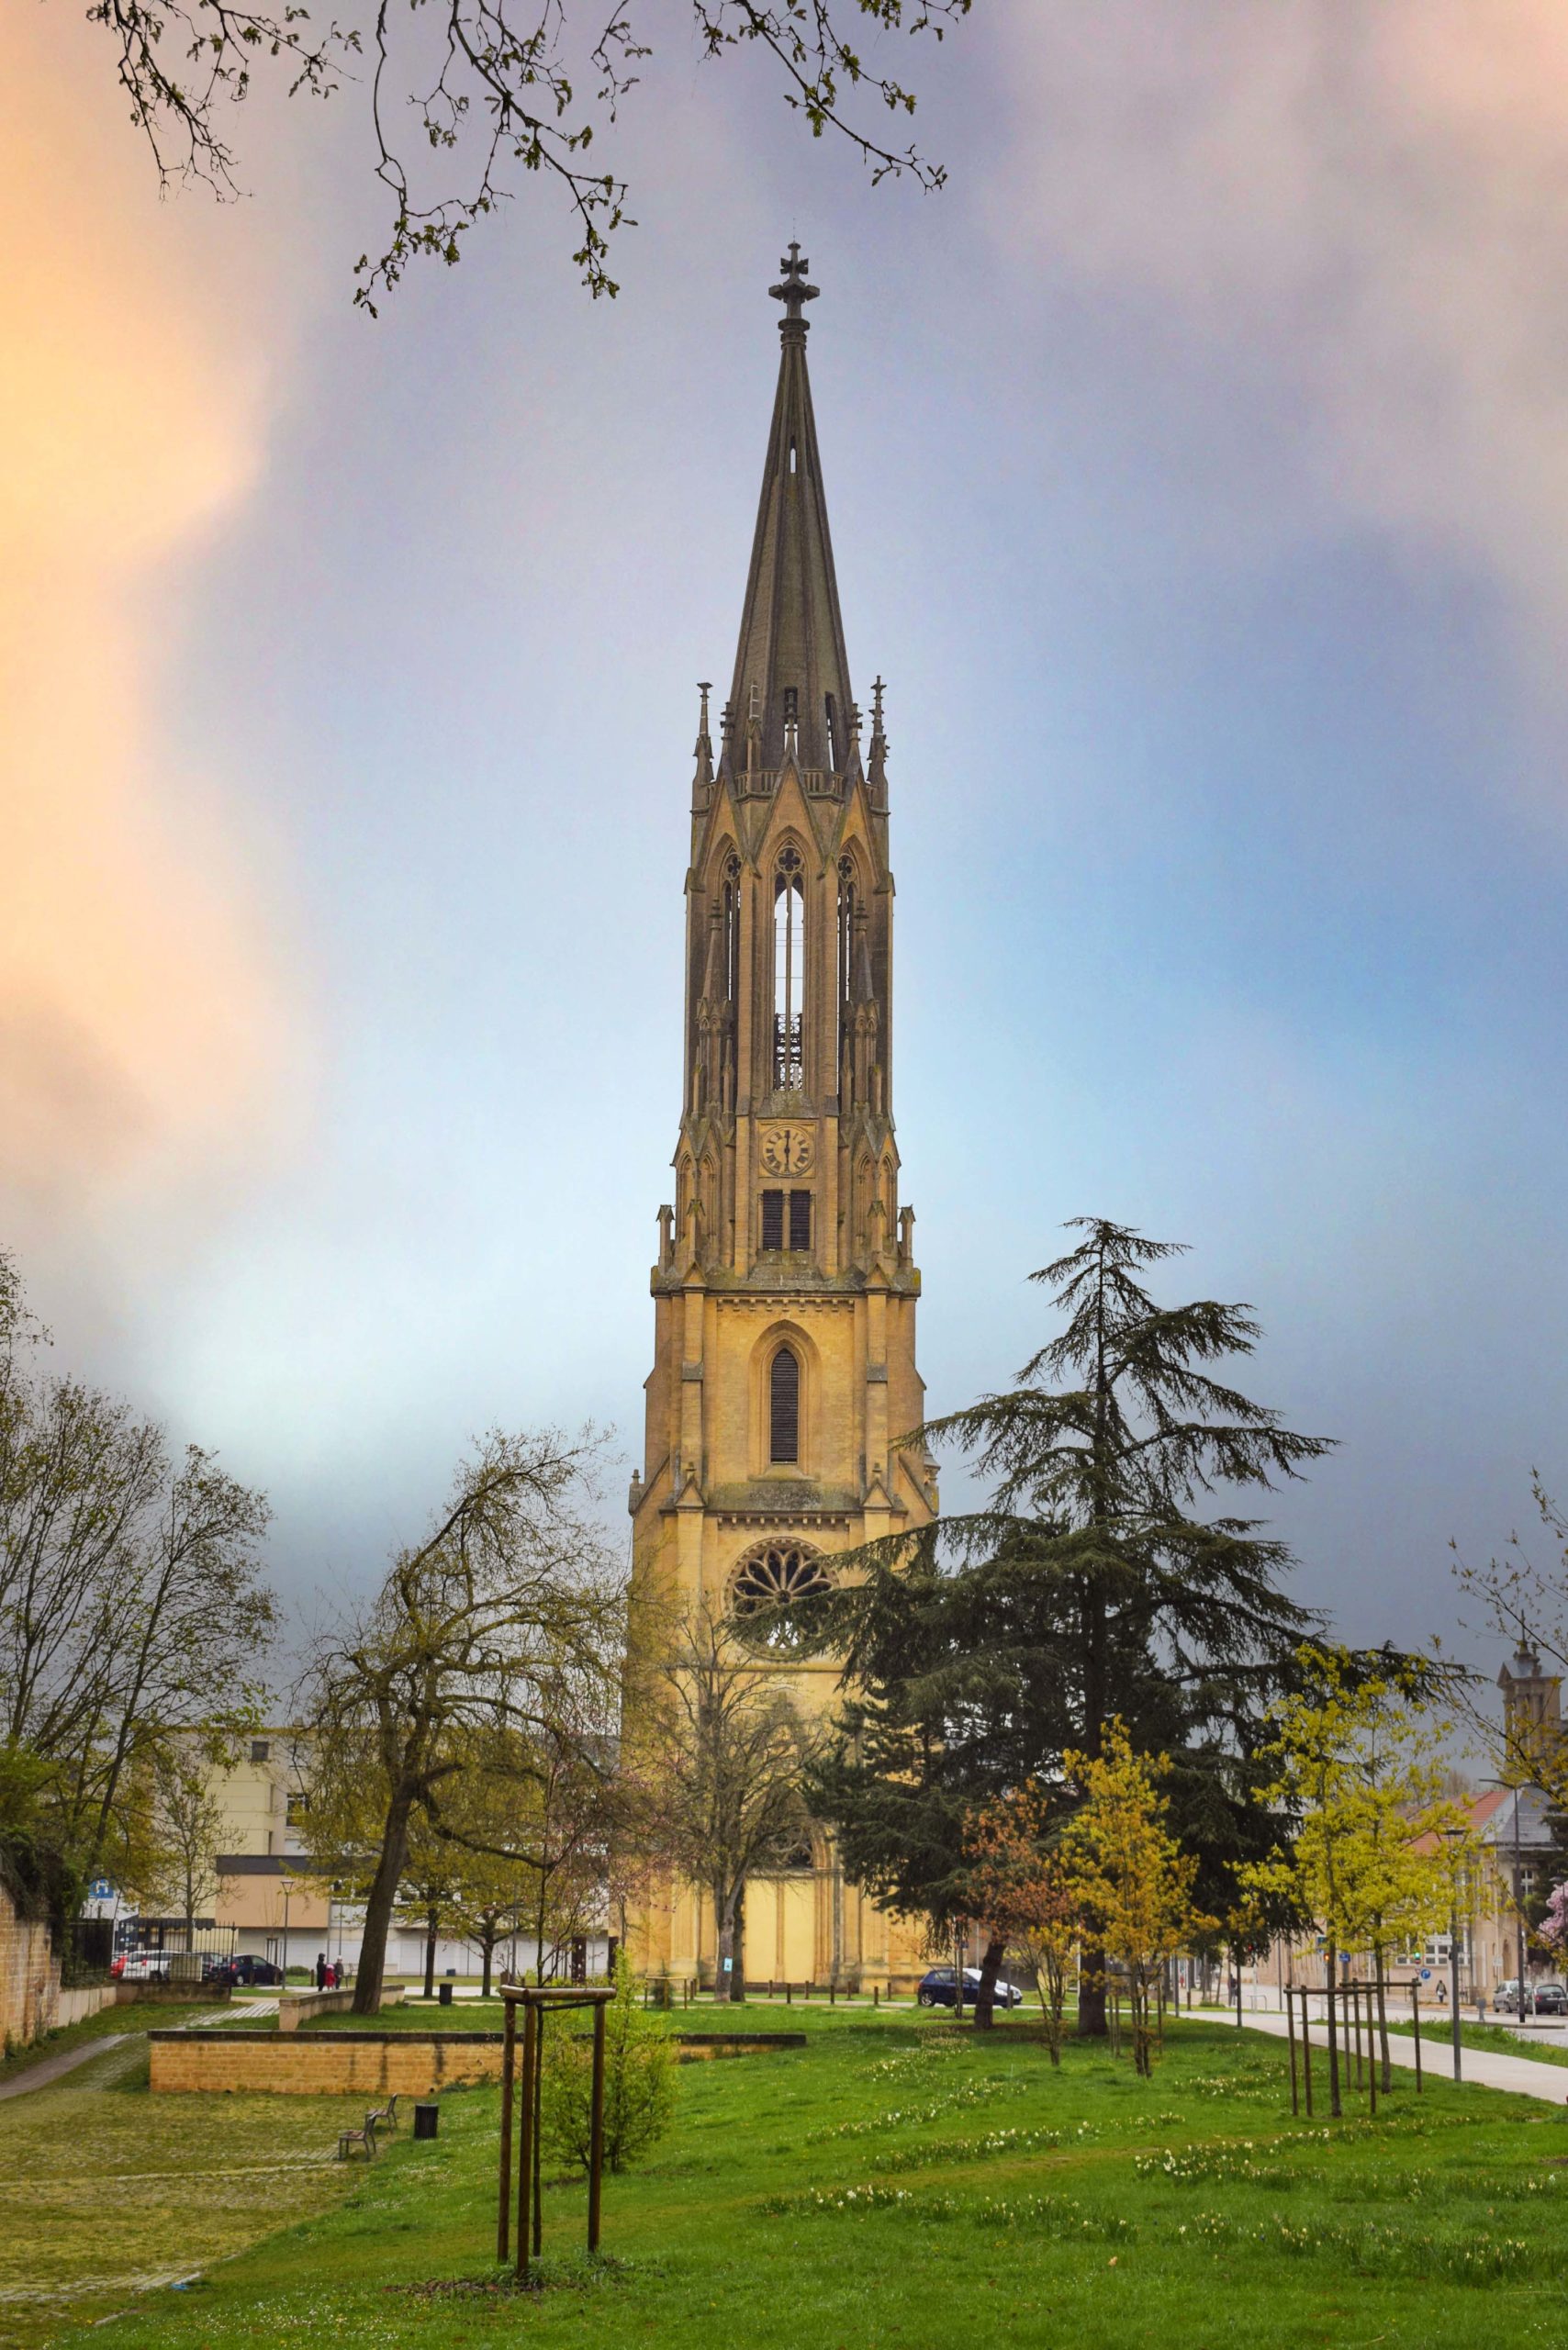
[0,1999,233,2086]
[0,2033,367,2348]
[28,2011,1568,2350]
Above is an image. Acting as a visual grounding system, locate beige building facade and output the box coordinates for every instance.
[628,252,935,1992]
[208,1729,330,1968]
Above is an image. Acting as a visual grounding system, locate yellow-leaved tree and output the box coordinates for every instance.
[1061,1720,1206,2076]
[1241,1647,1474,2107]
[962,1785,1081,2065]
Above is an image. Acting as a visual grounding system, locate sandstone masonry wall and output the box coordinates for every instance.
[1,1879,60,2049]
[150,2029,505,2096]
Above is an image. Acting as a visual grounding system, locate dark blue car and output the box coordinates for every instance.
[916,1965,1025,2009]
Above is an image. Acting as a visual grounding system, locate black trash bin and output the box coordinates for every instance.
[413,2102,439,2141]
[439,1982,453,2007]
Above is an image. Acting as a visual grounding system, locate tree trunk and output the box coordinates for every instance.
[714,1879,743,2002]
[352,1785,413,2014]
[1077,1946,1108,2038]
[1373,1940,1391,2092]
[423,1907,439,1999]
[1325,1953,1342,2120]
[972,1935,1006,2030]
[481,1936,494,1998]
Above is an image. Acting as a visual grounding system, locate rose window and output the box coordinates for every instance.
[729,1541,833,1644]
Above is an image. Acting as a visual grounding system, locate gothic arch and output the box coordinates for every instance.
[697,1143,722,1261]
[853,1154,876,1259]
[835,848,864,1091]
[749,1319,821,1477]
[769,836,809,1093]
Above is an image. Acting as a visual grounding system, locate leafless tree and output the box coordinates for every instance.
[301,1425,622,2012]
[134,1740,229,1935]
[643,1598,816,2001]
[1452,1473,1568,1803]
[74,0,969,308]
[0,1248,275,1890]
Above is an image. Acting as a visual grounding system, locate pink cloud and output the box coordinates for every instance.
[0,13,304,1205]
[999,1,1568,672]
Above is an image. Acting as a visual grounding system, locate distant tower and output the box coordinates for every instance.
[1497,1641,1563,1780]
[628,250,934,1993]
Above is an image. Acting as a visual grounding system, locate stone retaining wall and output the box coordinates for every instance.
[1,1882,59,2049]
[150,2029,505,2096]
[276,1986,404,2032]
[116,1980,232,2006]
[151,2026,807,2094]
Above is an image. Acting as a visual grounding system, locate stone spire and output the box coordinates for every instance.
[691,679,714,806]
[727,244,856,780]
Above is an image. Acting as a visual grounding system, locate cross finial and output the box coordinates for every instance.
[769,241,819,334]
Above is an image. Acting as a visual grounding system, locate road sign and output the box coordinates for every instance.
[1419,1968,1431,1981]
[90,1881,113,1901]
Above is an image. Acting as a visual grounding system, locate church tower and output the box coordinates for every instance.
[628,251,935,1992]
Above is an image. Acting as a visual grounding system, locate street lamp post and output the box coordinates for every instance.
[1440,1827,1463,2082]
[1516,1787,1528,2019]
[1479,1774,1531,2022]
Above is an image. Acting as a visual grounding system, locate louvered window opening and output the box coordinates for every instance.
[761,1190,812,1252]
[769,1347,801,1464]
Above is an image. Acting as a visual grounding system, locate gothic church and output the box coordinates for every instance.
[628,251,935,1992]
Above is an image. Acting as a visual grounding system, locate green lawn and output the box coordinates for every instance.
[0,2031,366,2349]
[0,1998,230,2086]
[19,2012,1568,2350]
[1383,2014,1568,2071]
[300,1991,905,2031]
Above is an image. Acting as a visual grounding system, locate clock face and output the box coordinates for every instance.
[760,1125,814,1177]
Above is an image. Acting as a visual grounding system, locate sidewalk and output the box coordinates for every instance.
[0,1998,268,2105]
[1238,2010,1568,2105]
[0,2034,129,2102]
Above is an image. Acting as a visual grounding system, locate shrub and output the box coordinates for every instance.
[539,1954,676,2176]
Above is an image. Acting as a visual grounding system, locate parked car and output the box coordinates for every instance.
[916,1966,1026,2010]
[205,1955,285,1989]
[1495,1979,1568,2016]
[111,1953,170,1983]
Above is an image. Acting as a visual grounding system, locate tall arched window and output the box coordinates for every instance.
[722,853,741,1006]
[836,854,858,1091]
[769,1345,801,1464]
[773,846,804,1090]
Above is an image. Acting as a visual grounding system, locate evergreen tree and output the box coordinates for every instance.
[794,1218,1340,2031]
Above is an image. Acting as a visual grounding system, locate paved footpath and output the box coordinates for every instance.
[0,1998,275,2105]
[0,2034,131,2102]
[1240,2010,1568,2105]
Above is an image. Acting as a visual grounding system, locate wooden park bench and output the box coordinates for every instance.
[337,2114,378,2162]
[365,2093,399,2134]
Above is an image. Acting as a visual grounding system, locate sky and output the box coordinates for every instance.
[4,1,1567,1690]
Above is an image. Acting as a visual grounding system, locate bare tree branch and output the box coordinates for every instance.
[71,0,970,309]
